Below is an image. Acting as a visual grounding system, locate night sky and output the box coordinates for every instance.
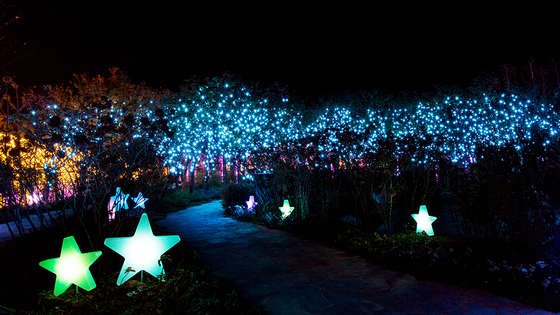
[4,1,559,97]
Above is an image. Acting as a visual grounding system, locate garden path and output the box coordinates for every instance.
[157,200,555,315]
[0,209,73,243]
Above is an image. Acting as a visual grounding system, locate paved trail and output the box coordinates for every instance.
[157,200,555,315]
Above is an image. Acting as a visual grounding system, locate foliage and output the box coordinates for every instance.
[447,142,560,255]
[1,69,172,250]
[322,223,560,312]
[164,73,298,192]
[149,188,218,213]
[0,203,266,314]
[220,182,254,215]
[34,245,266,315]
[231,205,256,222]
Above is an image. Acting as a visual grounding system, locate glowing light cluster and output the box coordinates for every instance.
[0,132,81,206]
[162,80,300,179]
[162,88,560,181]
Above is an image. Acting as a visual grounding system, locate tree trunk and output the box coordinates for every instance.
[222,155,229,185]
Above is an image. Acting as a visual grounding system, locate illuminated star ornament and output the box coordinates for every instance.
[110,187,129,212]
[279,199,294,219]
[39,236,102,296]
[246,195,257,210]
[132,192,148,209]
[411,205,437,236]
[104,213,180,285]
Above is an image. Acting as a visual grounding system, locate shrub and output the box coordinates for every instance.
[231,205,256,222]
[220,183,255,214]
[447,143,560,256]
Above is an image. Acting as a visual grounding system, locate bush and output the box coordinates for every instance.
[195,188,222,200]
[35,242,266,315]
[157,189,192,211]
[220,183,255,214]
[231,205,256,222]
[447,143,560,256]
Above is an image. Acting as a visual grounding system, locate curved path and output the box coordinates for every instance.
[157,200,554,315]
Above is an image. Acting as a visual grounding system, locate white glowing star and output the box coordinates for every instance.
[39,236,102,296]
[132,192,148,209]
[104,213,180,285]
[411,205,437,236]
[246,195,257,210]
[27,192,41,205]
[279,200,294,219]
[110,187,129,212]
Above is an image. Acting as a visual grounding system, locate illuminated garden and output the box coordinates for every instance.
[2,61,560,313]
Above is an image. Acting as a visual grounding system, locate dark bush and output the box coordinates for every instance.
[220,183,255,214]
[448,142,560,256]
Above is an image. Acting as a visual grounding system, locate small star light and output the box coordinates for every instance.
[39,236,102,296]
[246,195,257,210]
[110,187,129,212]
[27,192,41,205]
[411,205,437,236]
[104,213,180,285]
[132,192,148,209]
[279,200,294,219]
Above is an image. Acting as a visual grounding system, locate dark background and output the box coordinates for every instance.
[3,1,559,97]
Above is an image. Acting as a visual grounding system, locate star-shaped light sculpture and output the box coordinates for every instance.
[39,236,102,296]
[107,198,116,221]
[104,213,180,285]
[279,199,294,219]
[411,205,437,236]
[132,192,148,209]
[246,195,257,211]
[27,192,41,205]
[109,187,129,212]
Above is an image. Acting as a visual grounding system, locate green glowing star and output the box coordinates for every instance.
[279,199,294,219]
[104,213,180,285]
[411,205,437,236]
[39,236,102,296]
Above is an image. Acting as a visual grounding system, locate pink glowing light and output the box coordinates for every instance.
[246,196,257,210]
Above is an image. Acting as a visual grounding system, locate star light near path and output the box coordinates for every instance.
[110,187,129,212]
[411,205,437,236]
[39,236,102,296]
[132,192,148,209]
[279,200,294,219]
[104,213,180,285]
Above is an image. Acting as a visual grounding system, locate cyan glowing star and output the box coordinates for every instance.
[279,200,294,219]
[110,187,129,212]
[39,236,102,296]
[246,195,257,210]
[411,205,437,236]
[132,192,148,209]
[104,213,180,285]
